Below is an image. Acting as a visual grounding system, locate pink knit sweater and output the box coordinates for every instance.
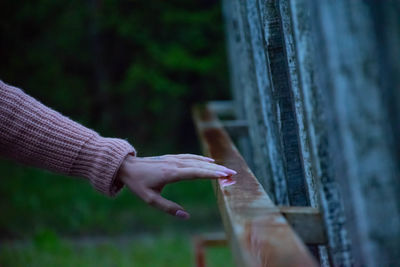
[0,80,136,196]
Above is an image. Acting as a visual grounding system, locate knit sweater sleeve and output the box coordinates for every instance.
[0,80,136,196]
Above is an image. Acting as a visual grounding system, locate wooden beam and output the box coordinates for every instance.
[279,206,327,245]
[192,104,318,267]
[193,233,228,267]
[207,100,235,117]
[221,120,248,137]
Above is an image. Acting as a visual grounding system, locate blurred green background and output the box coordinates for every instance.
[0,0,232,266]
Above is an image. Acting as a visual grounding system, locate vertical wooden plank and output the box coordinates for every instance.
[223,0,289,203]
[258,0,309,207]
[310,1,400,265]
[221,0,256,176]
[279,206,327,245]
[282,0,353,265]
[223,0,400,265]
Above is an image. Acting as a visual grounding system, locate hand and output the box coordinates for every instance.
[117,154,236,219]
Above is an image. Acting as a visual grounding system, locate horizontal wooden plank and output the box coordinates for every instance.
[192,104,317,267]
[280,206,327,245]
[207,100,235,117]
[193,232,228,247]
[193,233,228,267]
[221,120,248,137]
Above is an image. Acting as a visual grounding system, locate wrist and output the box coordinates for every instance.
[117,153,136,184]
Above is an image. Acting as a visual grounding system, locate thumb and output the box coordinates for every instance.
[145,190,190,220]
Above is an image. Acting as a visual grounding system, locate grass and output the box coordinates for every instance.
[0,231,233,267]
[0,160,221,237]
[0,159,232,266]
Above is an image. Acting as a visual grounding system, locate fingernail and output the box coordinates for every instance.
[220,179,237,188]
[175,210,190,220]
[215,171,228,177]
[224,169,237,175]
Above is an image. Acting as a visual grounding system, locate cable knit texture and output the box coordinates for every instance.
[0,80,136,196]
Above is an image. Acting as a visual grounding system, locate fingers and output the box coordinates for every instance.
[123,182,190,219]
[154,154,237,175]
[166,154,215,162]
[166,167,232,183]
[177,159,236,175]
[144,191,190,220]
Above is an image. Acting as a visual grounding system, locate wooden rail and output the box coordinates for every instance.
[193,233,228,267]
[192,104,318,267]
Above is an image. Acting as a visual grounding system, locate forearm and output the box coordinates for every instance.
[0,80,135,196]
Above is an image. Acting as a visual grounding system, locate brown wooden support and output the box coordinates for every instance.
[193,233,228,267]
[279,206,327,245]
[221,120,248,137]
[207,100,235,117]
[192,104,318,267]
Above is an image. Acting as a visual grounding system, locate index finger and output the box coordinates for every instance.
[170,154,215,162]
[166,167,232,183]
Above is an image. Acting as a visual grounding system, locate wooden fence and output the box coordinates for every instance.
[194,0,400,266]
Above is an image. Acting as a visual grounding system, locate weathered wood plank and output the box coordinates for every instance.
[193,104,317,267]
[223,0,400,265]
[260,0,309,207]
[193,233,228,267]
[283,0,352,265]
[207,100,235,118]
[223,0,289,203]
[279,206,327,245]
[309,1,400,265]
[221,120,249,137]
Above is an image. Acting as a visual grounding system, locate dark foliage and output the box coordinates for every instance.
[0,0,230,154]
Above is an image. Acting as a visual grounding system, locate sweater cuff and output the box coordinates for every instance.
[69,134,136,197]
